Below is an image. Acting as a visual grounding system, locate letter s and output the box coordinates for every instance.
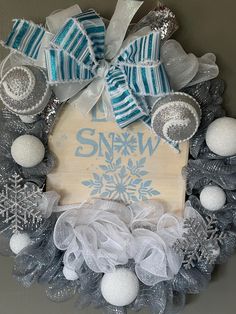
[75,128,98,157]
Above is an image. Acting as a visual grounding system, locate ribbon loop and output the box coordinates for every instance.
[106,66,148,127]
[2,19,46,60]
[104,0,143,60]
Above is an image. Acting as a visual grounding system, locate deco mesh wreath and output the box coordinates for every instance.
[0,1,236,314]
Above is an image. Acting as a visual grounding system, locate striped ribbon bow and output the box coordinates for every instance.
[2,1,170,128]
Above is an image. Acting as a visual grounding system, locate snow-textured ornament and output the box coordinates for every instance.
[173,215,225,269]
[0,173,43,233]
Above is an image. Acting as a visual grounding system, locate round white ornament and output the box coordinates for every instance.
[19,115,37,124]
[63,266,79,281]
[11,135,45,168]
[200,185,226,211]
[101,268,139,306]
[206,117,236,156]
[9,233,31,255]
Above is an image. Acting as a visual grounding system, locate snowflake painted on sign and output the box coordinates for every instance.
[173,215,225,269]
[0,174,43,233]
[82,153,159,203]
[113,132,137,156]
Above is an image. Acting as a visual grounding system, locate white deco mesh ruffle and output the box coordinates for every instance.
[52,199,188,285]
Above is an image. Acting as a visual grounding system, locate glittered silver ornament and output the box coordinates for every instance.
[151,93,201,143]
[173,214,225,269]
[0,65,51,116]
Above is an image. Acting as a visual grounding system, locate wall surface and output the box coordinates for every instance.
[0,1,235,314]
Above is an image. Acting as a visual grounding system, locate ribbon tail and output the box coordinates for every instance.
[105,0,143,60]
[52,81,90,102]
[68,77,105,115]
[46,5,82,34]
[102,88,115,121]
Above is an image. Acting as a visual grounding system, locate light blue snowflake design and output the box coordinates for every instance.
[82,153,159,203]
[113,132,137,156]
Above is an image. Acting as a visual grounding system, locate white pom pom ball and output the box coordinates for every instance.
[9,233,31,255]
[101,268,139,306]
[200,185,226,211]
[11,135,45,168]
[63,266,79,281]
[206,117,236,156]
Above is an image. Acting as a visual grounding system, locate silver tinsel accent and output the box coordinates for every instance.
[131,3,179,41]
[40,95,64,135]
[0,173,43,233]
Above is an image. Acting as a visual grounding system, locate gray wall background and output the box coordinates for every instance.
[0,0,235,313]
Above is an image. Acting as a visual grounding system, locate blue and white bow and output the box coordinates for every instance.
[2,1,171,128]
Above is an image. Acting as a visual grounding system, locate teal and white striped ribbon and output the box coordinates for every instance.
[45,9,104,82]
[107,31,170,127]
[3,19,45,59]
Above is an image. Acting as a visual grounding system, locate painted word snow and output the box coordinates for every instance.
[47,102,189,214]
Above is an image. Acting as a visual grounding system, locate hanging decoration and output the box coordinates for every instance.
[0,2,235,314]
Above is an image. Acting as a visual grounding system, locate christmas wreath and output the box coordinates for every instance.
[0,2,235,314]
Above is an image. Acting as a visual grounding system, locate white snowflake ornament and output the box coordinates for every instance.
[0,173,43,233]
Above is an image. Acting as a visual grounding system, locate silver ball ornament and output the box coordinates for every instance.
[151,92,201,143]
[0,65,51,116]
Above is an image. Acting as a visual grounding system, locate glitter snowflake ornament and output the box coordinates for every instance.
[173,214,225,269]
[0,173,43,233]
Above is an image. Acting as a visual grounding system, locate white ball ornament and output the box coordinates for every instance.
[200,185,226,211]
[9,233,31,255]
[11,135,45,168]
[206,117,236,156]
[101,268,139,306]
[63,266,79,281]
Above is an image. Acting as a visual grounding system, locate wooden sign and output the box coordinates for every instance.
[47,102,189,215]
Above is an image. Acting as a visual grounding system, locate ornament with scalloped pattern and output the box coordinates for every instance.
[0,65,51,118]
[151,92,201,143]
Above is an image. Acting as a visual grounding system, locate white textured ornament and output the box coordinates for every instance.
[101,268,139,306]
[200,185,226,211]
[63,266,79,281]
[19,115,37,124]
[11,135,45,168]
[206,117,236,156]
[9,233,31,255]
